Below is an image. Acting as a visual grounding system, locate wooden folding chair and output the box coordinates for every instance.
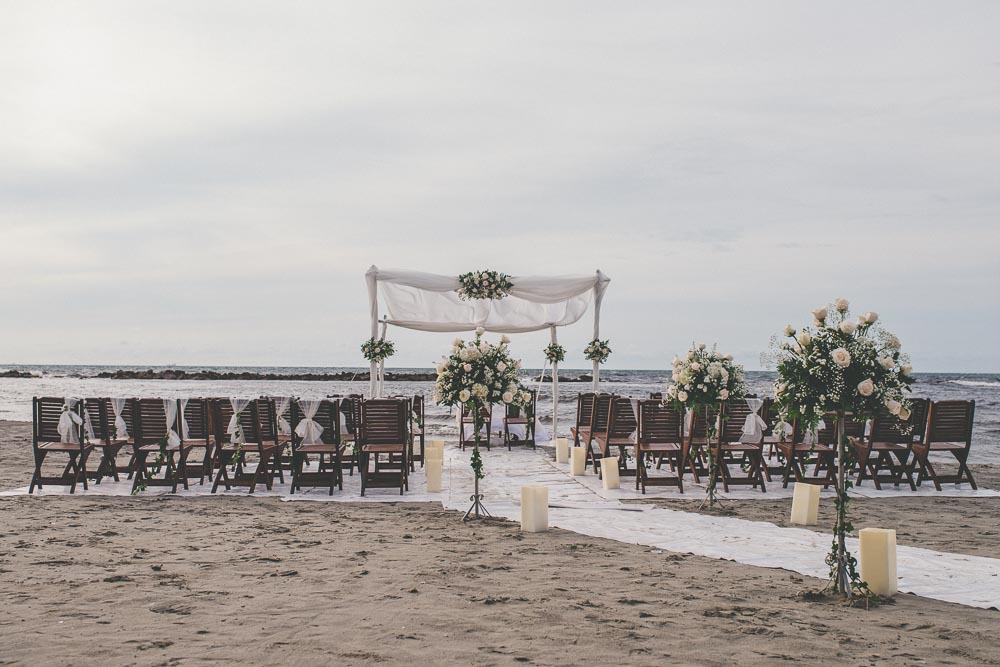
[29,397,94,494]
[210,399,283,493]
[410,394,426,465]
[290,398,343,495]
[759,398,788,477]
[911,400,977,490]
[682,406,716,483]
[570,393,596,448]
[713,399,767,492]
[591,397,637,477]
[179,398,215,485]
[359,398,409,496]
[776,417,840,489]
[852,401,925,490]
[503,390,537,450]
[460,403,493,451]
[583,394,613,470]
[636,400,684,493]
[81,398,128,484]
[338,395,363,476]
[131,398,188,493]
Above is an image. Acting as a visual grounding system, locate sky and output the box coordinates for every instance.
[1,1,998,372]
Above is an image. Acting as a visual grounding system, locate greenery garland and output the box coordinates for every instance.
[361,337,396,363]
[584,339,611,363]
[544,342,566,364]
[457,270,514,301]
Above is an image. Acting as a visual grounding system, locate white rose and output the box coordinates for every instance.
[497,361,506,372]
[884,399,901,415]
[887,335,901,350]
[834,298,849,312]
[857,378,875,397]
[672,356,680,366]
[502,391,513,404]
[783,325,795,337]
[796,332,811,347]
[671,371,680,382]
[812,307,828,322]
[521,391,531,403]
[475,327,485,336]
[813,319,825,329]
[458,389,471,403]
[677,390,688,402]
[500,334,511,344]
[898,407,911,421]
[463,363,472,372]
[724,354,733,361]
[864,311,879,324]
[720,389,729,400]
[698,343,706,350]
[436,361,448,373]
[839,320,857,335]
[901,364,912,376]
[452,338,463,347]
[879,357,894,370]
[690,362,701,371]
[831,348,851,368]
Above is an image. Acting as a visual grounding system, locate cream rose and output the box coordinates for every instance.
[834,298,849,312]
[864,311,878,324]
[884,399,901,415]
[475,327,485,336]
[831,348,851,368]
[857,378,875,396]
[796,332,811,347]
[500,334,511,344]
[879,357,895,370]
[898,407,911,421]
[783,324,795,337]
[502,391,514,404]
[720,389,730,400]
[901,364,912,376]
[677,390,688,402]
[812,307,828,322]
[462,363,472,372]
[459,389,471,403]
[839,320,857,335]
[497,361,506,372]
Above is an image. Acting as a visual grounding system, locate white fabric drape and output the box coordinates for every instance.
[295,399,325,444]
[741,398,767,444]
[179,399,191,440]
[82,400,96,442]
[274,396,292,436]
[57,398,83,444]
[110,398,130,440]
[227,398,252,443]
[367,266,610,334]
[163,399,180,447]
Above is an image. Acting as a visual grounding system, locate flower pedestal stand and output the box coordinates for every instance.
[463,405,491,521]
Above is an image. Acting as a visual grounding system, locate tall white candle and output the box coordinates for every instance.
[859,528,897,596]
[789,483,820,525]
[520,485,548,532]
[571,446,587,475]
[600,456,620,490]
[554,438,570,464]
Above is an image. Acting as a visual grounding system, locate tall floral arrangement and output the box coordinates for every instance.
[772,298,912,599]
[663,343,747,507]
[435,328,527,519]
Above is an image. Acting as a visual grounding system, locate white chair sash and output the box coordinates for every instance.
[82,400,97,442]
[741,397,767,443]
[163,399,180,447]
[227,398,252,443]
[275,396,292,436]
[295,399,324,445]
[179,398,191,440]
[110,398,130,440]
[628,397,639,443]
[57,398,83,444]
[803,419,827,445]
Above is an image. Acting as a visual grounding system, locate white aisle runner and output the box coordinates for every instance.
[4,445,998,610]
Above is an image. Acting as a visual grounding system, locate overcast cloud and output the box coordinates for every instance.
[1,1,998,371]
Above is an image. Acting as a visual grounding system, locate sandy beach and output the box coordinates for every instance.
[1,420,999,666]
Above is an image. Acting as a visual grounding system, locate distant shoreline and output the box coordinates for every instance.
[0,368,598,383]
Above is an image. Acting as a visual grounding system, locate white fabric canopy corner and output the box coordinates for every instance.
[364,266,611,439]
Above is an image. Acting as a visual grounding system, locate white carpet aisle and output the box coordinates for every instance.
[4,444,998,610]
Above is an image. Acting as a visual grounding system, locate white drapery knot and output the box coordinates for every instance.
[163,399,180,447]
[227,398,252,443]
[275,396,292,436]
[57,398,83,444]
[295,399,324,444]
[741,397,767,443]
[179,398,191,440]
[110,397,130,441]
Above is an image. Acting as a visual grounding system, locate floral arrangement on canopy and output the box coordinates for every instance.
[584,339,611,363]
[663,343,747,507]
[456,270,514,301]
[772,297,912,599]
[544,342,566,364]
[435,328,528,519]
[361,337,396,363]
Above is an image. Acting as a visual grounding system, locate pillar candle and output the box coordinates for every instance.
[600,457,620,490]
[859,528,898,596]
[426,440,445,460]
[425,458,442,493]
[520,485,548,532]
[554,438,569,464]
[570,446,587,475]
[789,482,820,525]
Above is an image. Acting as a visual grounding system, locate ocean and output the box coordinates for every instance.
[2,365,998,463]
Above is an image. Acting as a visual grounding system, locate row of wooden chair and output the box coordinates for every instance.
[29,395,426,496]
[569,393,978,494]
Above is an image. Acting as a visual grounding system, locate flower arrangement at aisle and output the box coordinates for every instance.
[771,298,912,600]
[456,270,514,301]
[361,337,396,363]
[584,339,611,363]
[434,328,527,519]
[544,342,566,365]
[663,343,747,508]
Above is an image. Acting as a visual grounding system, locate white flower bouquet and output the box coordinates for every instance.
[544,342,566,364]
[456,270,514,301]
[663,343,747,410]
[584,339,611,364]
[361,337,395,363]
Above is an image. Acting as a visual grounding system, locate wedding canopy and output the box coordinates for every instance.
[365,266,611,438]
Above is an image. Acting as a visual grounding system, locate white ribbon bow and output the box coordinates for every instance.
[110,398,130,441]
[741,397,767,444]
[58,398,83,443]
[227,398,252,443]
[295,399,324,444]
[163,399,180,447]
[276,396,292,436]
